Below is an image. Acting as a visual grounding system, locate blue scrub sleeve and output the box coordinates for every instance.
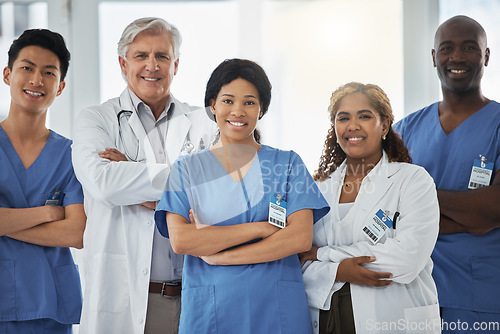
[62,171,84,207]
[285,151,330,223]
[155,157,192,238]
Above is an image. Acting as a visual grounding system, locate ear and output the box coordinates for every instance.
[173,58,179,76]
[382,118,390,137]
[119,56,128,76]
[3,67,11,86]
[209,99,216,114]
[56,80,66,97]
[485,47,490,67]
[431,49,437,67]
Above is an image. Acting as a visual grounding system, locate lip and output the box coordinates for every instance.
[446,66,469,78]
[141,76,161,82]
[226,120,247,128]
[23,89,44,97]
[344,136,365,143]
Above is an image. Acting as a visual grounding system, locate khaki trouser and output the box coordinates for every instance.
[144,293,181,334]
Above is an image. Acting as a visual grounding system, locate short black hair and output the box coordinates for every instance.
[205,58,272,117]
[8,29,71,81]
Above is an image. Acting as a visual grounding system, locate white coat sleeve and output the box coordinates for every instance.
[302,218,346,310]
[317,168,439,284]
[72,107,169,208]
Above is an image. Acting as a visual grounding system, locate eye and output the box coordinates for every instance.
[360,114,372,119]
[464,45,477,51]
[336,116,349,122]
[45,71,56,76]
[222,99,233,104]
[135,54,146,59]
[439,46,452,52]
[21,66,32,71]
[245,101,256,105]
[158,54,170,61]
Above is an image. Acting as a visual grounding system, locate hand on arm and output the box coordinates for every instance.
[0,206,64,236]
[98,148,128,162]
[299,245,319,264]
[166,210,279,257]
[336,256,393,287]
[437,169,500,233]
[200,209,314,266]
[7,203,86,248]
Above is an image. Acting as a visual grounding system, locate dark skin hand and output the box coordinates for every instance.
[300,247,393,287]
[99,147,156,210]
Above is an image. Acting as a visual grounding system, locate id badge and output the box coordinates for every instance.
[45,190,63,206]
[362,209,393,244]
[269,194,286,228]
[468,156,493,189]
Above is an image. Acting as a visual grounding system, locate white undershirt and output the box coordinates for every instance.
[338,202,354,220]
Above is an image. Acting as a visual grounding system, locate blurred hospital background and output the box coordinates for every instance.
[1,0,499,171]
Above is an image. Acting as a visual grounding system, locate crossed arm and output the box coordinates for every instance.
[166,208,314,265]
[1,203,86,248]
[438,169,500,234]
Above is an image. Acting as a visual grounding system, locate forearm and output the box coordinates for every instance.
[205,210,313,265]
[0,206,61,236]
[167,212,273,256]
[438,185,500,229]
[7,204,86,248]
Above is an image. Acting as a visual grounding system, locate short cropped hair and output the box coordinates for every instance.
[8,29,71,81]
[117,17,182,60]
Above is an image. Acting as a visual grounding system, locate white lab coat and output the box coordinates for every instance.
[72,89,217,334]
[302,153,441,334]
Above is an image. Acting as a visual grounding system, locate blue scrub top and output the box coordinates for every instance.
[156,145,330,334]
[0,128,83,324]
[395,101,500,313]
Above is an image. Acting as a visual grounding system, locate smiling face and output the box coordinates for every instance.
[334,92,389,166]
[119,31,178,113]
[432,17,489,95]
[210,78,263,147]
[3,45,65,115]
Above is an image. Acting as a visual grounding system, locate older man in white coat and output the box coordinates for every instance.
[72,17,217,334]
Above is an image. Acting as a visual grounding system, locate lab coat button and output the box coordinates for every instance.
[147,220,153,227]
[314,321,318,328]
[138,317,144,324]
[142,268,148,275]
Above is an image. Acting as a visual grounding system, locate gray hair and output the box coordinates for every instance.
[117,17,182,60]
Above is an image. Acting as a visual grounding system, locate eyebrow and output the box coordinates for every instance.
[20,59,60,72]
[438,40,480,47]
[221,94,258,99]
[336,109,373,116]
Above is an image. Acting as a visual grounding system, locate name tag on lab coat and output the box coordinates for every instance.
[362,209,393,244]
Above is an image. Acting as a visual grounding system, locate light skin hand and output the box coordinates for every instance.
[98,148,128,162]
[299,245,319,264]
[336,256,393,287]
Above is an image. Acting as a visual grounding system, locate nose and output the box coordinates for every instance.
[449,48,466,62]
[230,104,245,117]
[146,57,159,71]
[346,118,361,131]
[29,71,43,86]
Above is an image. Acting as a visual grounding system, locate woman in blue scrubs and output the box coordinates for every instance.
[155,59,329,334]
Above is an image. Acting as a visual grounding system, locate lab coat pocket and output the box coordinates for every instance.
[278,280,312,334]
[471,256,500,312]
[88,253,129,313]
[179,285,217,333]
[403,303,440,334]
[0,260,15,317]
[55,264,83,321]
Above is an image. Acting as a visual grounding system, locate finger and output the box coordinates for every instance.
[354,256,376,264]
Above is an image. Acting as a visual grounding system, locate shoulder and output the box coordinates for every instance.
[394,102,438,134]
[48,130,73,150]
[75,96,120,123]
[388,161,435,185]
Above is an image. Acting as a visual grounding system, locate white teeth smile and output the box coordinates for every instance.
[450,69,466,74]
[347,137,364,142]
[143,77,159,81]
[229,121,245,127]
[25,90,42,96]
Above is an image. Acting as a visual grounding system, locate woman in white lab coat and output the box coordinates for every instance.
[300,82,441,334]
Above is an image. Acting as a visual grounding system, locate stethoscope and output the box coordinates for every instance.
[117,110,195,162]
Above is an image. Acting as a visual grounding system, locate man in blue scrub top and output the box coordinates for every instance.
[0,29,86,333]
[395,16,500,333]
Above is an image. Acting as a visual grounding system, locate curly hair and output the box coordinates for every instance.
[314,82,411,181]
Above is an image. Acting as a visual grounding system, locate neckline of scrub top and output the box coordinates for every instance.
[207,144,263,184]
[0,126,53,171]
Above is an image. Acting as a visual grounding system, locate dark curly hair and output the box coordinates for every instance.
[314,82,411,181]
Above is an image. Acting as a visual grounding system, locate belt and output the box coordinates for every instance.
[149,281,182,297]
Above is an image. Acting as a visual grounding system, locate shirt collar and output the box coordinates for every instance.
[126,87,175,122]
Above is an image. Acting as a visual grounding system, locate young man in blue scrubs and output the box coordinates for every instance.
[395,16,500,333]
[0,29,86,333]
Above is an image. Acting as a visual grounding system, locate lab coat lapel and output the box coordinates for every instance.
[356,155,399,222]
[165,108,191,166]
